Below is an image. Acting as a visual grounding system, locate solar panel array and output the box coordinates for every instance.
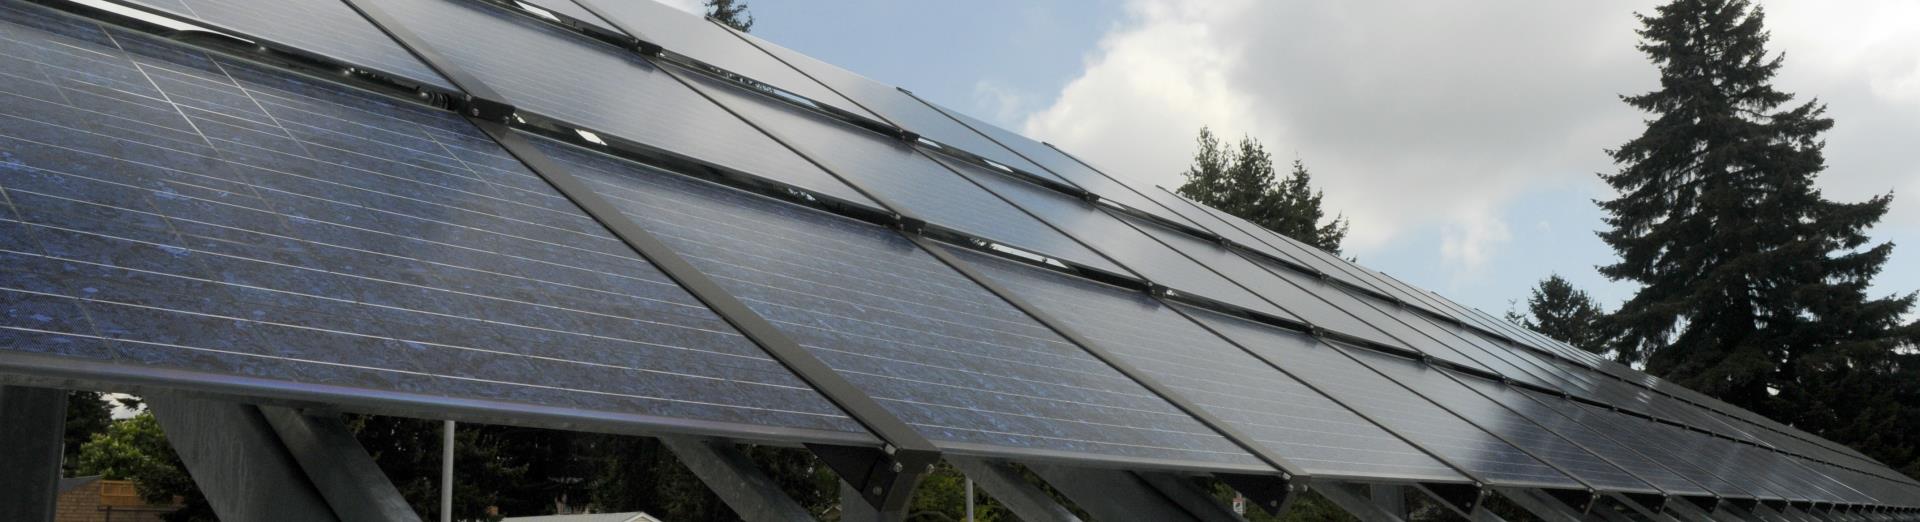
[2,0,1917,514]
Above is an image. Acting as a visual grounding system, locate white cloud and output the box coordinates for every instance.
[970,79,1034,129]
[1021,0,1920,277]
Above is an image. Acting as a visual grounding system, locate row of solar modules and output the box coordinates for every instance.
[0,0,1913,511]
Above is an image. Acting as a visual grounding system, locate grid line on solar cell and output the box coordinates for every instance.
[118,0,455,90]
[529,134,1267,469]
[0,4,867,438]
[1183,307,1584,489]
[951,246,1465,481]
[369,0,876,207]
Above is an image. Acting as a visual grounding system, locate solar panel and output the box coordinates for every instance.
[1448,376,1712,496]
[367,0,877,207]
[914,101,1206,229]
[1146,188,1421,298]
[950,246,1467,482]
[564,0,883,122]
[944,160,1299,321]
[0,4,871,442]
[116,0,455,91]
[1186,308,1585,489]
[514,0,615,31]
[725,30,1064,184]
[530,134,1268,470]
[1519,393,1776,500]
[674,72,1129,276]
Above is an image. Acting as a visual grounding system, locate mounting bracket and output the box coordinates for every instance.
[807,443,937,517]
[1216,473,1295,516]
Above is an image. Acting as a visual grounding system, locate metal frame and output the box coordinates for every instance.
[1316,482,1410,522]
[1024,462,1242,522]
[657,436,818,522]
[0,385,65,522]
[146,394,409,522]
[946,457,1083,522]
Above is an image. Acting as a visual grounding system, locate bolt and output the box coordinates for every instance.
[890,462,903,473]
[871,486,883,496]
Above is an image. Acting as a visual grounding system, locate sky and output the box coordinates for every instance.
[740,0,1920,318]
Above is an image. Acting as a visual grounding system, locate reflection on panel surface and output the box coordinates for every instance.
[119,0,456,90]
[0,3,867,439]
[371,0,875,206]
[679,74,1127,275]
[1187,308,1583,489]
[531,135,1266,470]
[952,247,1465,482]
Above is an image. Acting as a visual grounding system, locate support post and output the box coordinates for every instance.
[657,436,816,522]
[946,457,1081,522]
[1135,472,1247,521]
[440,420,453,522]
[1370,483,1407,519]
[0,386,65,522]
[1314,482,1409,522]
[1026,463,1241,522]
[257,407,421,522]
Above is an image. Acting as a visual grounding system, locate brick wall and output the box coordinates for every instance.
[55,479,178,522]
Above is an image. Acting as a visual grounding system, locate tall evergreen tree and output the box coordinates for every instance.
[705,0,753,32]
[1177,128,1349,254]
[1599,0,1918,439]
[1506,275,1613,359]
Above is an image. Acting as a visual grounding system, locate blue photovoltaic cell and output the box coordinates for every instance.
[943,159,1298,321]
[952,247,1465,482]
[119,0,456,91]
[677,73,1128,276]
[1187,308,1583,489]
[566,0,883,122]
[918,102,1202,228]
[0,3,869,440]
[530,135,1267,470]
[1444,372,1712,495]
[369,0,877,207]
[729,32,1061,182]
[1516,391,1774,499]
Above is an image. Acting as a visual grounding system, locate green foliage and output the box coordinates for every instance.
[705,0,752,32]
[1505,275,1613,359]
[63,391,112,475]
[350,415,606,521]
[1176,128,1348,254]
[75,411,214,522]
[1600,0,1920,478]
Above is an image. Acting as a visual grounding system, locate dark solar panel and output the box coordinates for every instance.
[1519,393,1773,499]
[917,102,1204,228]
[118,0,455,91]
[728,31,1062,183]
[1448,376,1710,496]
[676,73,1128,275]
[531,134,1267,470]
[1187,308,1584,489]
[0,4,870,441]
[566,0,882,122]
[951,247,1466,482]
[947,161,1299,321]
[368,0,877,207]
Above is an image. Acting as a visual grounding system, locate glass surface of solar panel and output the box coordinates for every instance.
[1149,188,1421,299]
[565,0,882,122]
[1352,352,1659,493]
[1187,308,1585,489]
[1447,377,1711,496]
[1521,392,1776,499]
[529,135,1268,470]
[946,162,1299,321]
[0,4,871,441]
[119,0,456,91]
[729,32,1062,183]
[950,247,1466,482]
[516,0,617,31]
[917,102,1204,228]
[371,0,876,207]
[676,73,1128,275]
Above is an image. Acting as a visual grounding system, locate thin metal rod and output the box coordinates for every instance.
[966,477,975,522]
[441,420,454,522]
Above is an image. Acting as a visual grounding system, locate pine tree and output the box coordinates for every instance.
[705,0,753,32]
[1599,0,1918,432]
[1177,128,1349,254]
[1506,275,1612,359]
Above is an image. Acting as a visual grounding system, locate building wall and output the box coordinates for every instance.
[55,480,177,522]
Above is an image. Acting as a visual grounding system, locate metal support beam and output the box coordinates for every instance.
[1497,488,1592,521]
[1664,496,1726,522]
[257,407,423,522]
[946,457,1082,522]
[1370,483,1407,519]
[1315,482,1409,522]
[1604,492,1678,521]
[657,436,816,522]
[1135,472,1248,521]
[1027,463,1240,522]
[0,386,65,522]
[147,395,339,522]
